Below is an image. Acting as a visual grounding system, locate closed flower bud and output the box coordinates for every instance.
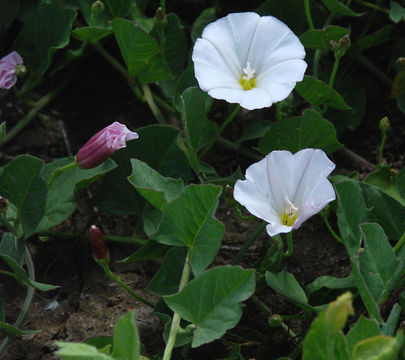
[0,196,7,212]
[338,34,351,52]
[76,121,138,169]
[89,225,109,263]
[91,0,104,12]
[268,314,283,327]
[15,64,27,78]
[0,51,24,89]
[379,116,390,133]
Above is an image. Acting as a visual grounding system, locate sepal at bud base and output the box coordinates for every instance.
[89,225,110,266]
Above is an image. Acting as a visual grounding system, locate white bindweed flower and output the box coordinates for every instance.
[192,12,307,110]
[234,149,336,236]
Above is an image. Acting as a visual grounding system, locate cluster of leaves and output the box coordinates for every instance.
[0,0,405,359]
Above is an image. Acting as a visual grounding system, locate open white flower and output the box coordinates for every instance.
[234,149,336,236]
[192,12,307,110]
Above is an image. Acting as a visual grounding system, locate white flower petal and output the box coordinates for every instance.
[208,88,243,105]
[246,16,299,73]
[234,158,279,224]
[291,149,336,229]
[257,60,307,102]
[266,223,292,237]
[192,38,241,91]
[240,87,272,110]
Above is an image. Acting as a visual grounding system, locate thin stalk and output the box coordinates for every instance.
[353,0,389,12]
[378,131,387,165]
[321,214,344,244]
[304,0,314,29]
[200,104,241,159]
[329,56,340,88]
[47,161,77,187]
[101,263,154,308]
[393,231,405,254]
[275,102,282,122]
[142,84,166,124]
[217,137,261,161]
[284,232,294,257]
[231,222,267,265]
[163,251,191,360]
[0,69,73,148]
[0,247,36,354]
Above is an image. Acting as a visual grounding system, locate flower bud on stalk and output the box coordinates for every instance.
[76,121,138,169]
[379,116,390,134]
[89,225,110,265]
[0,51,24,89]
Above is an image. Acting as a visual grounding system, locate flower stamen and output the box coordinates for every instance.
[240,62,257,91]
[280,198,299,226]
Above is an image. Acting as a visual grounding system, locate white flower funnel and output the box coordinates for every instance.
[234,149,336,236]
[192,12,307,110]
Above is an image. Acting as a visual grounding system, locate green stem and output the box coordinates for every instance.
[101,263,154,308]
[0,69,73,148]
[284,232,294,257]
[378,132,387,165]
[160,0,166,13]
[0,247,36,354]
[304,0,314,29]
[329,56,340,88]
[200,104,241,159]
[217,136,261,161]
[47,161,77,187]
[321,214,344,244]
[163,251,191,360]
[275,102,282,122]
[353,0,389,12]
[393,231,405,254]
[231,222,267,265]
[142,84,166,124]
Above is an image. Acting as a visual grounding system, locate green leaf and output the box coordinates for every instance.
[94,125,190,215]
[351,25,394,53]
[150,184,224,275]
[258,109,342,155]
[112,18,170,82]
[346,316,381,354]
[397,91,405,114]
[191,7,216,42]
[382,303,401,336]
[148,247,187,296]
[350,256,382,323]
[164,266,255,347]
[0,321,41,336]
[119,240,169,262]
[173,64,198,110]
[128,159,184,212]
[352,331,403,360]
[302,292,353,360]
[72,26,112,43]
[0,155,47,237]
[265,268,310,310]
[300,26,350,51]
[104,0,131,18]
[321,0,362,18]
[112,310,140,360]
[84,336,112,354]
[390,1,405,23]
[236,118,271,145]
[306,274,355,294]
[1,254,59,291]
[180,87,216,173]
[14,2,76,93]
[162,14,187,76]
[0,232,25,265]
[358,223,401,304]
[364,167,405,206]
[37,157,116,233]
[55,342,114,360]
[295,76,351,110]
[0,122,5,142]
[0,0,20,29]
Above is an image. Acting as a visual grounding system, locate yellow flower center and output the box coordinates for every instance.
[280,202,299,227]
[239,62,256,91]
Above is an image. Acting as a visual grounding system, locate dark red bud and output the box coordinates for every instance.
[89,225,109,261]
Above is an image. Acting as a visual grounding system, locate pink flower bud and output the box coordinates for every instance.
[89,225,109,261]
[76,122,138,169]
[0,51,23,89]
